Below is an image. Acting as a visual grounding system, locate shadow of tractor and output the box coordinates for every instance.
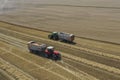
[29,50,61,61]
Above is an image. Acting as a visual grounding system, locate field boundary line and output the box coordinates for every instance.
[0,20,120,45]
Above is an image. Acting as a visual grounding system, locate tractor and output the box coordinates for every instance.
[27,41,61,60]
[48,32,75,43]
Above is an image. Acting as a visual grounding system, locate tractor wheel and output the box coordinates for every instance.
[59,39,63,42]
[48,35,52,39]
[45,54,49,58]
[53,36,59,40]
[52,54,57,60]
[33,50,37,53]
[30,49,35,53]
[29,49,33,53]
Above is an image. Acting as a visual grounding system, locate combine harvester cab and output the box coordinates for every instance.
[48,32,75,43]
[27,41,61,60]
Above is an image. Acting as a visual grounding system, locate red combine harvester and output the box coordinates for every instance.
[27,41,61,60]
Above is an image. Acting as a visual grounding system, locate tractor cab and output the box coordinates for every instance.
[46,46,54,54]
[48,32,59,40]
[46,46,59,54]
[45,46,60,60]
[45,46,59,54]
[52,32,58,36]
[28,41,61,60]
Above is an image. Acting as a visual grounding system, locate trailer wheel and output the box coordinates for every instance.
[29,49,33,53]
[48,35,53,39]
[59,39,63,42]
[53,36,59,40]
[45,54,49,58]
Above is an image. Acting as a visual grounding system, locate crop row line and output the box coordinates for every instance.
[0,33,98,80]
[0,20,120,45]
[0,57,36,80]
[0,33,120,76]
[0,27,120,61]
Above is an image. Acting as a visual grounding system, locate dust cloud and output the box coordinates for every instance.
[0,0,18,14]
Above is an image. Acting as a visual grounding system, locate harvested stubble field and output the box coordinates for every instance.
[0,0,120,44]
[0,21,120,80]
[0,0,120,80]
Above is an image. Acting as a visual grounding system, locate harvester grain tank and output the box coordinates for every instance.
[48,32,75,43]
[27,41,61,60]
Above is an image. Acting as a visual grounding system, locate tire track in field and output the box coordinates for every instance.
[0,44,96,80]
[1,21,120,57]
[1,27,120,69]
[1,21,120,58]
[0,33,120,80]
[0,58,36,80]
[0,34,97,80]
[0,34,117,80]
[1,20,120,46]
[0,24,120,60]
[0,69,15,80]
[0,27,120,69]
[0,48,69,80]
[0,47,70,80]
[62,57,120,80]
[0,39,98,80]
